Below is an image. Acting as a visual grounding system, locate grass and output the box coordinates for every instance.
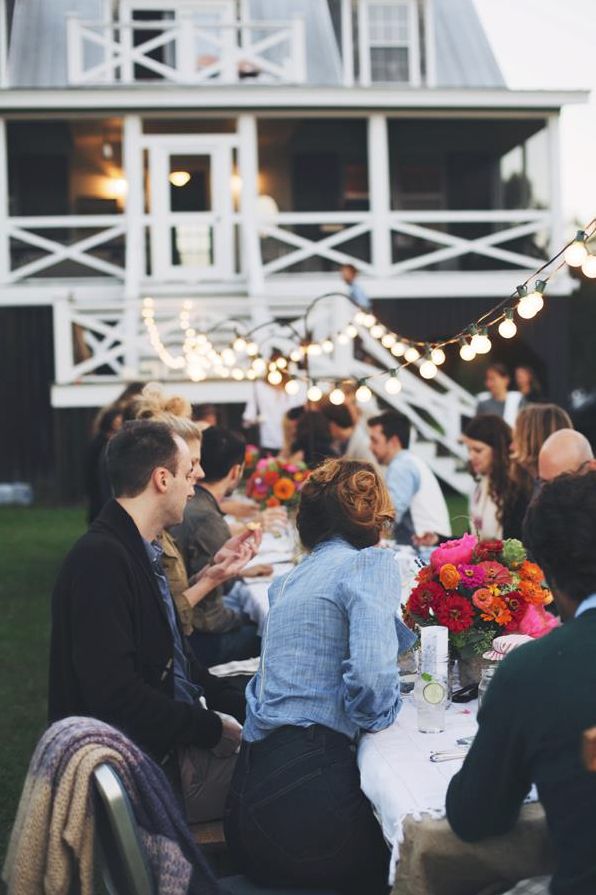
[0,494,467,863]
[0,505,86,863]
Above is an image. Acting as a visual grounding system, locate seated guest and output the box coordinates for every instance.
[447,472,596,895]
[476,362,523,426]
[322,401,377,464]
[368,411,451,545]
[538,428,596,483]
[511,404,572,483]
[172,426,262,667]
[49,420,261,823]
[291,409,338,467]
[225,459,416,894]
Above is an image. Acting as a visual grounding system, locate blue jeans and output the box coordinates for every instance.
[189,622,260,667]
[224,725,390,894]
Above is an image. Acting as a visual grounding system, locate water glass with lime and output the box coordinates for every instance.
[416,671,447,733]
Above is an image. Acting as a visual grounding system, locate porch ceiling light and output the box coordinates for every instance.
[169,170,191,188]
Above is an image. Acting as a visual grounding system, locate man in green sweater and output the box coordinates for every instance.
[447,472,596,895]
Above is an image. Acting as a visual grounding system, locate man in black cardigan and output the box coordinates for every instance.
[49,420,260,822]
[447,472,596,895]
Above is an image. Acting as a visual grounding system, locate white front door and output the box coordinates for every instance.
[147,136,234,281]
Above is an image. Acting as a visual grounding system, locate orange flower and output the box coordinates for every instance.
[519,579,546,606]
[480,596,512,625]
[472,588,494,611]
[294,471,307,482]
[273,477,296,501]
[439,564,460,590]
[266,496,281,508]
[416,566,434,584]
[520,561,544,585]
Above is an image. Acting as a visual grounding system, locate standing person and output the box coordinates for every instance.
[49,420,261,823]
[340,262,371,310]
[171,426,263,667]
[446,472,596,895]
[463,414,522,540]
[242,377,304,455]
[515,365,544,404]
[368,411,451,546]
[225,459,416,894]
[476,363,523,426]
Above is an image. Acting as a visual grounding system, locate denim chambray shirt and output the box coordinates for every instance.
[243,537,417,743]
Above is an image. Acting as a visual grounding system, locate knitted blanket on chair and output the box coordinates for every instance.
[2,716,221,895]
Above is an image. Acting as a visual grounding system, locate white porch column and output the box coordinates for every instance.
[340,0,354,86]
[423,0,437,87]
[368,114,392,277]
[123,114,143,375]
[0,118,10,284]
[237,113,266,320]
[547,113,563,257]
[53,297,75,385]
[0,0,8,88]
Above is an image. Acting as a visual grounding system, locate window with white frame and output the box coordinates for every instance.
[358,0,420,85]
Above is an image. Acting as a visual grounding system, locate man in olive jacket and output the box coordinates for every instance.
[48,420,259,822]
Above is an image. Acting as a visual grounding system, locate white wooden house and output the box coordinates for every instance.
[0,0,587,494]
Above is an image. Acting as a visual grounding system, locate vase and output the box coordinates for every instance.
[456,655,485,688]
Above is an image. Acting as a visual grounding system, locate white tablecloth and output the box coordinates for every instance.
[358,695,478,882]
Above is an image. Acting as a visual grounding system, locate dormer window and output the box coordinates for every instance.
[358,0,420,86]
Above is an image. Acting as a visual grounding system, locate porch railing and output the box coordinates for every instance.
[66,15,306,85]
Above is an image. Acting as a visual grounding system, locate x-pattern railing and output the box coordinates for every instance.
[260,213,374,277]
[8,217,125,282]
[389,210,550,273]
[67,16,306,85]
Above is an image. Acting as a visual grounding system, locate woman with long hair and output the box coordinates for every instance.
[464,415,514,540]
[225,459,415,894]
[511,404,572,481]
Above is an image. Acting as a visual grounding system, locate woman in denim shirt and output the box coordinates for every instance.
[225,459,416,894]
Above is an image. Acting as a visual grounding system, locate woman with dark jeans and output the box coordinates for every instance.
[224,459,416,894]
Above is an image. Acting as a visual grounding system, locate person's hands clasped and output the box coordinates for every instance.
[204,528,262,585]
[210,711,243,758]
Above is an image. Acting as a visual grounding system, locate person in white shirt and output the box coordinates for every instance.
[242,378,304,454]
[368,411,451,546]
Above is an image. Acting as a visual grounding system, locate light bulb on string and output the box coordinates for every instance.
[252,357,266,375]
[307,343,322,356]
[268,369,283,385]
[382,332,397,348]
[355,383,372,404]
[329,387,346,406]
[525,280,546,315]
[582,254,596,278]
[246,369,257,380]
[419,350,438,380]
[307,383,323,403]
[322,339,334,354]
[459,337,476,362]
[473,327,491,355]
[385,371,402,395]
[370,324,385,340]
[498,309,517,339]
[285,379,300,396]
[353,311,368,326]
[276,356,288,369]
[404,346,420,364]
[290,348,303,362]
[363,314,377,328]
[431,347,446,366]
[391,341,406,357]
[564,230,588,267]
[221,348,236,367]
[337,332,349,345]
[233,336,247,353]
[346,324,358,339]
[231,368,245,381]
[246,341,259,356]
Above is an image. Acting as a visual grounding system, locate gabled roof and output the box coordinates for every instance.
[6,0,507,91]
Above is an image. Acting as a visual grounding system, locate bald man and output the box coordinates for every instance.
[538,428,596,483]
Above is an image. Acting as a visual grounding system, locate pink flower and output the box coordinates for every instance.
[256,458,270,471]
[517,604,560,638]
[283,464,298,474]
[457,564,486,589]
[431,534,478,571]
[477,561,512,587]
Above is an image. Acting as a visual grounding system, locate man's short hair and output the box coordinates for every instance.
[368,411,411,449]
[487,362,510,379]
[322,403,353,430]
[200,426,246,483]
[106,420,179,498]
[524,471,596,604]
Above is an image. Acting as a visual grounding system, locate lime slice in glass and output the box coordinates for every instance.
[423,682,445,705]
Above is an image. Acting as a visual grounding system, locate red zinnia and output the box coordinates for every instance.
[504,590,528,631]
[435,593,474,633]
[477,561,512,587]
[407,581,444,620]
[474,539,504,562]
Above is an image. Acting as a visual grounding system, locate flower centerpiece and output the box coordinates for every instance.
[242,444,260,480]
[404,535,559,668]
[245,457,310,509]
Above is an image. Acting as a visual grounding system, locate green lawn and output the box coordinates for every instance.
[0,506,86,863]
[0,494,468,862]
